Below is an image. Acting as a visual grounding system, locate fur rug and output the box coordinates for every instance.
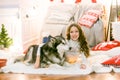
[1,47,120,74]
[2,62,93,75]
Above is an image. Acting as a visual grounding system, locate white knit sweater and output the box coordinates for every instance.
[57,39,88,64]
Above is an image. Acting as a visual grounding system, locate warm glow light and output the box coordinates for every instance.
[9,38,23,54]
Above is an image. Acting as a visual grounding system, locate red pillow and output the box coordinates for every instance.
[78,9,101,28]
[101,55,120,68]
[92,40,120,51]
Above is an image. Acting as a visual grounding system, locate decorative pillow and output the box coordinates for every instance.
[92,40,120,51]
[42,35,51,43]
[46,11,72,24]
[78,9,101,28]
[101,54,120,68]
[45,3,77,24]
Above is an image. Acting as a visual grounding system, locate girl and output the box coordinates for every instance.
[57,23,90,69]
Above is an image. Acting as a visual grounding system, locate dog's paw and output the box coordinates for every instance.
[14,55,25,63]
[23,61,31,66]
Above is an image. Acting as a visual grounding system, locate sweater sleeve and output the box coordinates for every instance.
[81,52,88,64]
[36,43,45,56]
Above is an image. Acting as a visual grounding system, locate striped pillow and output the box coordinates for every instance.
[78,9,101,28]
[92,40,120,51]
[101,54,120,68]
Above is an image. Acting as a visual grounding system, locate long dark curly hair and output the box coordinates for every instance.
[66,23,90,57]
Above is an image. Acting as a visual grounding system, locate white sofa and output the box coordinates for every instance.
[41,3,105,47]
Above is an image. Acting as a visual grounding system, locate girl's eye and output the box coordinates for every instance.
[70,31,73,33]
[75,31,78,33]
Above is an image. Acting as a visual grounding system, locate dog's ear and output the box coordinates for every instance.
[49,37,56,43]
[49,35,54,39]
[47,35,53,42]
[49,35,56,42]
[48,35,52,38]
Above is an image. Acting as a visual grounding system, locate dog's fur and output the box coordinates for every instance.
[19,35,66,68]
[40,35,66,68]
[24,45,39,63]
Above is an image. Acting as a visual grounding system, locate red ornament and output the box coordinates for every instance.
[91,0,96,3]
[50,0,54,2]
[75,0,81,3]
[61,0,64,3]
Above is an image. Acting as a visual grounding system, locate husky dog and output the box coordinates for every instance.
[21,35,66,68]
[40,35,66,68]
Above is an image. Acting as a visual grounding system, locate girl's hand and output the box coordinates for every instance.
[80,64,86,69]
[34,56,40,69]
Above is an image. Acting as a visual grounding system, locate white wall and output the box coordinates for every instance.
[0,4,23,53]
[0,0,113,53]
[19,0,51,51]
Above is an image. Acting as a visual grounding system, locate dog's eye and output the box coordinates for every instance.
[61,42,65,44]
[50,38,55,42]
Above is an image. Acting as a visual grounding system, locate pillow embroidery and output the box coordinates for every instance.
[78,9,101,28]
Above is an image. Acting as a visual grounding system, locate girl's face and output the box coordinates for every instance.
[70,26,79,41]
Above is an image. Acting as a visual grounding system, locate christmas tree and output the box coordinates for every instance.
[0,24,13,48]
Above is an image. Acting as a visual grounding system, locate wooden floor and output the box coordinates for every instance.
[0,72,120,80]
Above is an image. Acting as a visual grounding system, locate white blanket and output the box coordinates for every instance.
[1,47,120,74]
[2,62,93,75]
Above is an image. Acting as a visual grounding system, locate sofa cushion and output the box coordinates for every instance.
[78,9,101,28]
[92,40,120,51]
[101,54,120,68]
